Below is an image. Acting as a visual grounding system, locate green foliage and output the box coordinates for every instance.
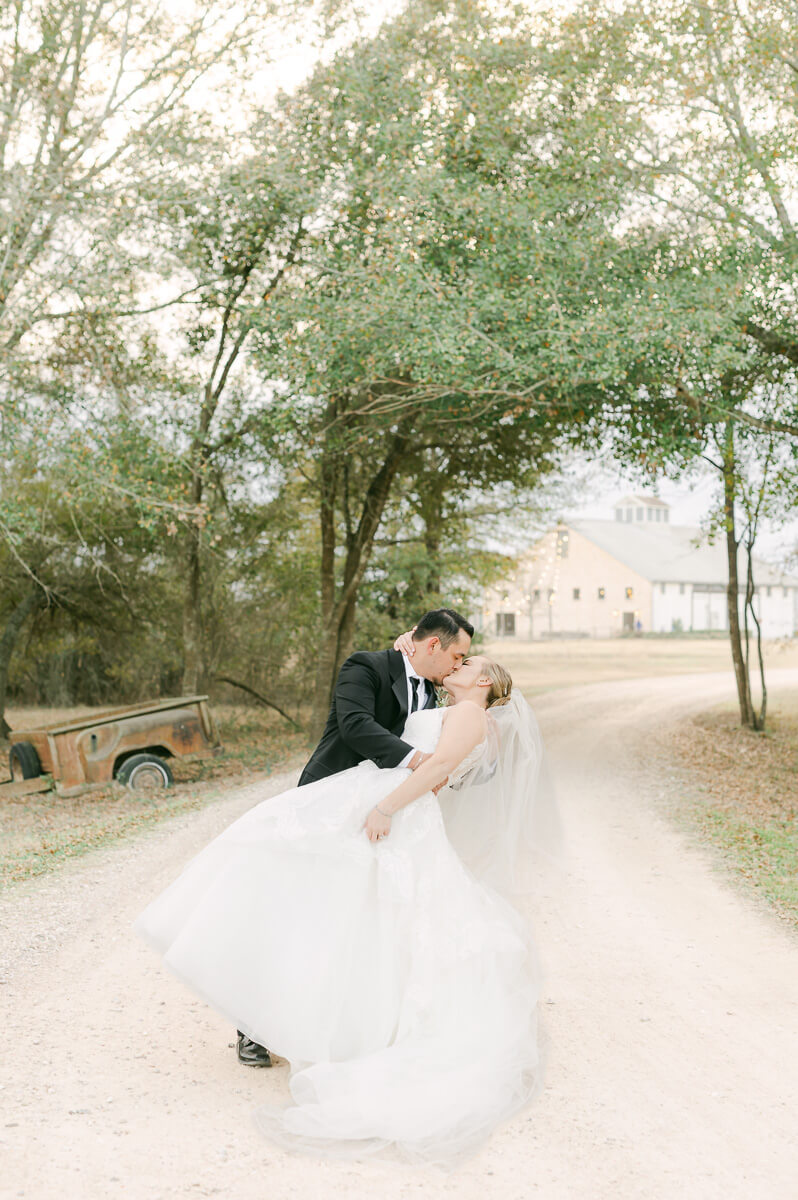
[4,0,798,719]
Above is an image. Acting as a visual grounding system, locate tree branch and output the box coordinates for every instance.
[676,376,798,438]
[213,675,301,729]
[740,319,798,366]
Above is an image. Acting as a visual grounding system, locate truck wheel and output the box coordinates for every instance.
[9,742,42,781]
[116,753,174,791]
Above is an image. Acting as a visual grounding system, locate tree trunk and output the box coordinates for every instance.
[0,586,45,738]
[722,425,755,728]
[420,488,443,603]
[411,457,446,605]
[334,591,359,679]
[309,434,341,733]
[744,538,767,731]
[181,522,203,694]
[309,431,410,736]
[181,380,214,695]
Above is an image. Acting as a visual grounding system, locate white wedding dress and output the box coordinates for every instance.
[134,707,542,1165]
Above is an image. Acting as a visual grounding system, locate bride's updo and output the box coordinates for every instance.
[483,660,513,708]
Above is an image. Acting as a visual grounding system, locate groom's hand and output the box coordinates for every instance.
[408,751,431,771]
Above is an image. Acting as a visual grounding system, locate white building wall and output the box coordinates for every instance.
[651,582,798,637]
[545,527,652,636]
[756,585,798,638]
[484,526,653,639]
[483,525,798,640]
[651,582,694,632]
[689,588,727,632]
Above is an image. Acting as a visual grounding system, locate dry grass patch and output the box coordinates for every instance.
[484,635,798,696]
[666,697,798,924]
[0,704,309,889]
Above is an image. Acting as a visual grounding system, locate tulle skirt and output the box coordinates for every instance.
[134,759,541,1164]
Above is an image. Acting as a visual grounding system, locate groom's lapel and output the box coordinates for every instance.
[388,649,409,718]
[424,686,438,710]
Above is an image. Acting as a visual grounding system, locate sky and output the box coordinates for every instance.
[571,472,717,527]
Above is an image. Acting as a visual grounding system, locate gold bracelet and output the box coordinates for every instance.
[375,805,392,818]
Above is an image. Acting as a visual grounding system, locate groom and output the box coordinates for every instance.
[236,606,474,1067]
[298,607,474,785]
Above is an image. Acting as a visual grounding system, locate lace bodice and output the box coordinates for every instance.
[402,707,488,787]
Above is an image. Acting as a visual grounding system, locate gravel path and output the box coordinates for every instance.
[2,671,798,1199]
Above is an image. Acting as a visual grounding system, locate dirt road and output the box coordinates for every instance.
[2,671,798,1199]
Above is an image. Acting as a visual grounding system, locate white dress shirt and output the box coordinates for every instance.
[398,653,430,768]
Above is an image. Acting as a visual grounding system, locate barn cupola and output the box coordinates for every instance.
[613,495,670,524]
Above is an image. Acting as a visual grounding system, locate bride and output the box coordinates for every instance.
[135,653,553,1165]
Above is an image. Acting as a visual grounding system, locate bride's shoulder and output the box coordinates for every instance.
[441,701,488,729]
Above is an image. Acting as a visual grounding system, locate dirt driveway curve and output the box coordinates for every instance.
[2,670,797,1199]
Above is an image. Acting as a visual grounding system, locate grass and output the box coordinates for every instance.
[665,695,798,926]
[699,812,798,915]
[0,703,309,889]
[483,634,798,696]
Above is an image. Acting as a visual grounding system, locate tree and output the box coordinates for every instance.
[0,0,331,696]
[0,0,308,380]
[710,391,798,731]
[546,0,798,435]
[0,404,181,733]
[0,0,364,694]
[535,0,798,725]
[247,0,647,727]
[134,143,312,691]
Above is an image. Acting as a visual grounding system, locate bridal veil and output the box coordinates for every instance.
[438,691,561,896]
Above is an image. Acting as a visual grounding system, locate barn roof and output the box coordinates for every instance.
[567,519,798,587]
[612,494,670,509]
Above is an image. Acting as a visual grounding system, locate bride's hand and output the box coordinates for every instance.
[393,628,416,657]
[364,807,392,842]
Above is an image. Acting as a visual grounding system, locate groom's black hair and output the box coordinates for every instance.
[412,608,474,647]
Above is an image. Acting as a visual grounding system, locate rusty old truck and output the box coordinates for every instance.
[6,695,222,795]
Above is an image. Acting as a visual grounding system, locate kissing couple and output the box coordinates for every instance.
[135,607,555,1164]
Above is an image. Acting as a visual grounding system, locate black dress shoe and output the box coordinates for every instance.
[236,1030,273,1067]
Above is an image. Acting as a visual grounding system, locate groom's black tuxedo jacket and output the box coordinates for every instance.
[298,649,437,787]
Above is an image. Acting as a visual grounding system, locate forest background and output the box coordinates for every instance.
[3,0,798,741]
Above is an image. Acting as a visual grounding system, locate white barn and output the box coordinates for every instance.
[482,495,798,640]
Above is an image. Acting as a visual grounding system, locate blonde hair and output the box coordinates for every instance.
[482,659,513,708]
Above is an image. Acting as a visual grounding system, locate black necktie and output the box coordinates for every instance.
[410,677,424,712]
